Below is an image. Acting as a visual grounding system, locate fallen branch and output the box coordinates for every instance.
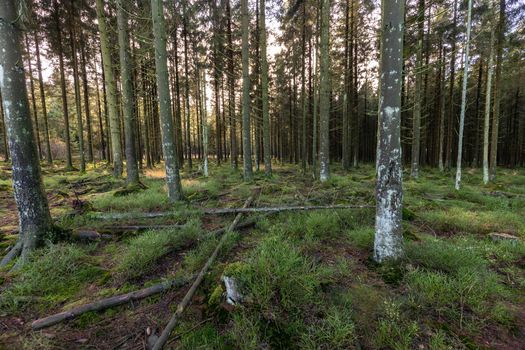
[90,204,372,221]
[0,240,22,268]
[89,212,176,220]
[152,194,256,350]
[31,277,189,331]
[202,204,373,214]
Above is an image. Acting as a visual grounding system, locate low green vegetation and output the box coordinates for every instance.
[1,164,524,349]
[0,244,102,312]
[115,220,201,279]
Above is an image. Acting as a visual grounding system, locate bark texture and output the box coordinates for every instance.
[374,0,405,262]
[0,0,53,263]
[151,0,183,201]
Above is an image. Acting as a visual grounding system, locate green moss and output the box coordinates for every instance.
[208,284,224,306]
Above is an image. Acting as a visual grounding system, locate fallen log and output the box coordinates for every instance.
[31,277,189,331]
[90,204,372,221]
[152,194,256,350]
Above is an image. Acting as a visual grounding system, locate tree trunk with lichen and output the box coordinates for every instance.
[374,0,405,263]
[318,0,330,182]
[0,0,53,264]
[454,0,472,190]
[241,0,253,181]
[260,0,272,177]
[489,0,505,181]
[483,0,496,185]
[151,0,183,201]
[34,32,52,164]
[117,0,140,185]
[410,0,424,179]
[95,0,123,177]
[54,4,73,170]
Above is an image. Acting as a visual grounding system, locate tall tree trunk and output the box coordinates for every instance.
[342,0,351,170]
[0,0,53,263]
[226,0,238,168]
[94,60,106,161]
[34,32,52,164]
[182,2,192,169]
[151,0,183,201]
[200,68,209,177]
[489,0,505,180]
[375,0,405,262]
[472,59,483,167]
[24,35,43,161]
[172,24,184,166]
[318,0,330,182]
[0,89,8,161]
[95,0,123,177]
[454,0,472,190]
[445,0,458,170]
[410,0,425,179]
[117,0,140,185]
[301,2,307,174]
[438,40,446,172]
[259,0,271,176]
[54,5,73,170]
[483,0,496,184]
[241,0,253,181]
[68,6,85,173]
[80,28,94,163]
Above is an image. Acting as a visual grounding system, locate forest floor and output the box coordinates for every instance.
[0,161,524,350]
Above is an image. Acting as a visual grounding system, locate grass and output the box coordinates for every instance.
[115,220,201,279]
[0,244,102,312]
[1,163,525,349]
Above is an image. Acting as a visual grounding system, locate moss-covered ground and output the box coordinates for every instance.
[0,160,524,349]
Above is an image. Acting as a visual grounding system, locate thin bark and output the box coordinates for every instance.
[95,0,123,177]
[54,4,73,169]
[318,0,330,182]
[454,0,473,190]
[79,26,94,163]
[34,32,52,164]
[151,0,183,201]
[24,34,42,161]
[117,0,140,185]
[410,0,425,179]
[68,5,85,173]
[259,0,271,176]
[241,0,253,181]
[489,0,505,180]
[483,0,496,184]
[0,89,8,161]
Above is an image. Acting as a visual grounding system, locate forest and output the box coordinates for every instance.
[0,0,524,348]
